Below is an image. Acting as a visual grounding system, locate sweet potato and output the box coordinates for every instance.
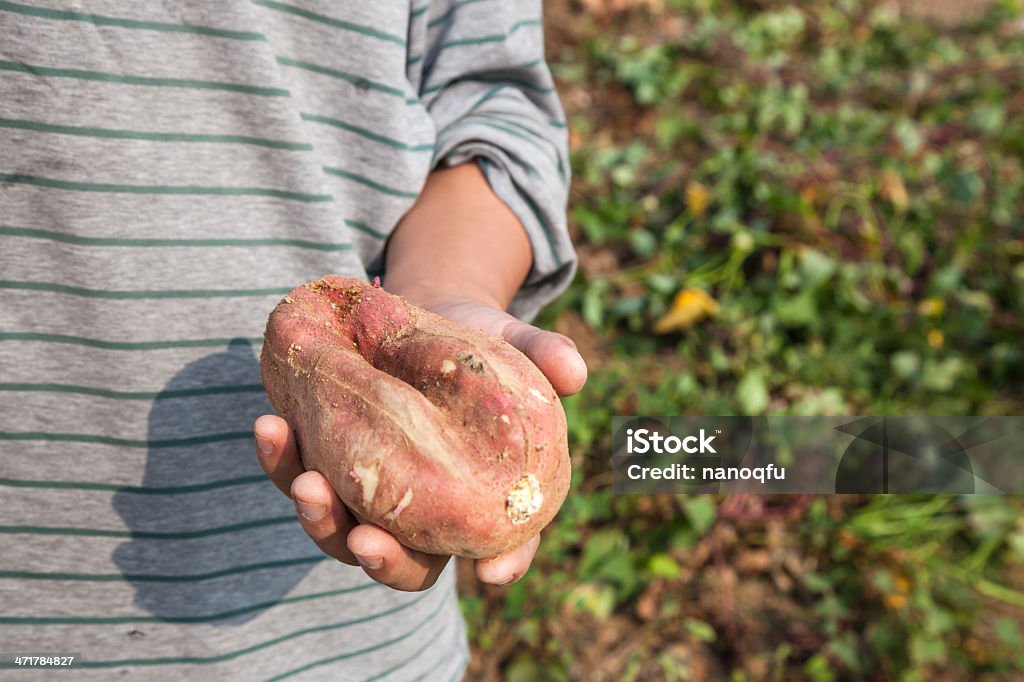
[260,276,571,558]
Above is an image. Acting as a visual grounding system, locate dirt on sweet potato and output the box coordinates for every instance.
[260,276,571,559]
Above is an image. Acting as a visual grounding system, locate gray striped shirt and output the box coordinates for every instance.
[0,1,574,679]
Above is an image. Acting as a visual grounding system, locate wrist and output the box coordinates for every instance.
[384,279,506,314]
[383,161,532,314]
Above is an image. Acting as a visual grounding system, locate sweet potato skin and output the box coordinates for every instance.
[260,276,571,558]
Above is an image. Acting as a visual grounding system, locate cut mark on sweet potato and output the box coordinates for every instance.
[386,487,414,520]
[440,359,457,374]
[351,459,380,508]
[506,473,543,524]
[528,387,551,404]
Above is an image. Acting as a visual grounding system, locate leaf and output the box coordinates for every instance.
[950,170,984,204]
[685,180,711,217]
[920,357,966,392]
[565,583,617,620]
[891,351,920,379]
[578,528,627,578]
[996,618,1022,648]
[652,288,719,333]
[916,297,945,317]
[776,291,817,327]
[798,248,837,286]
[879,168,909,211]
[647,553,682,578]
[911,635,947,665]
[737,370,770,414]
[683,496,716,534]
[683,618,717,643]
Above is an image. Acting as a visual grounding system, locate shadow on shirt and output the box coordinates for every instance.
[112,339,318,624]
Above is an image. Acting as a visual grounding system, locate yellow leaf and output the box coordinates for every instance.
[653,288,719,333]
[917,297,944,317]
[928,329,944,348]
[685,181,711,218]
[879,168,908,212]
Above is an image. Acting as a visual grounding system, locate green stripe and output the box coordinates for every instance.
[0,381,265,400]
[420,66,551,96]
[0,515,295,540]
[252,0,404,45]
[0,1,267,40]
[479,156,563,267]
[0,556,321,587]
[0,332,263,351]
[344,219,388,240]
[426,0,492,28]
[0,117,312,150]
[445,659,468,682]
[0,173,332,202]
[0,225,350,251]
[411,4,429,19]
[420,59,543,95]
[439,17,541,49]
[407,54,423,67]
[456,86,567,181]
[322,166,419,199]
[411,649,462,682]
[517,180,563,267]
[548,118,567,128]
[436,119,540,176]
[472,115,551,149]
[0,474,266,495]
[77,592,435,668]
[0,59,289,96]
[363,619,450,682]
[299,113,433,152]
[470,114,567,182]
[0,430,252,449]
[0,280,291,299]
[463,83,505,112]
[0,582,379,626]
[445,73,555,95]
[274,56,404,98]
[261,596,443,681]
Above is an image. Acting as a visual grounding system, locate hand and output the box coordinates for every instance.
[253,298,587,592]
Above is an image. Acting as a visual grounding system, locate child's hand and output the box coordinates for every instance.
[253,298,586,592]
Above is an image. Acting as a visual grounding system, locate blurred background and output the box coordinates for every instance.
[459,0,1024,680]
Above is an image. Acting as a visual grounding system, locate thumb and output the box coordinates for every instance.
[500,319,588,397]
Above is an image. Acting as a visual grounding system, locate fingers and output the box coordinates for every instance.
[424,300,588,396]
[474,535,540,585]
[501,321,588,397]
[346,524,451,592]
[253,414,305,495]
[290,471,359,565]
[255,417,361,566]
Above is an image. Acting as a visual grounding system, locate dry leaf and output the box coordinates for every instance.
[685,181,711,218]
[653,288,719,333]
[879,168,909,211]
[917,297,944,317]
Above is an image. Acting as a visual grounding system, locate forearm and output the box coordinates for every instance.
[384,161,533,311]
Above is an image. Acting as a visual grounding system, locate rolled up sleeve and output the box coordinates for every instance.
[415,0,575,320]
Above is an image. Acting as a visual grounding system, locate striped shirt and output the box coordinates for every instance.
[0,1,574,680]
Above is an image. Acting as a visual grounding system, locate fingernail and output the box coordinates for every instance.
[354,554,383,570]
[254,434,273,458]
[495,574,516,586]
[294,498,327,523]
